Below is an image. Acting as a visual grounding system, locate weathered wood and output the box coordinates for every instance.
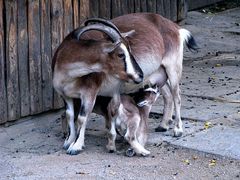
[5,0,20,121]
[140,0,147,12]
[177,0,187,22]
[51,0,64,109]
[63,0,73,36]
[128,0,135,13]
[134,0,141,12]
[187,0,223,10]
[112,0,128,18]
[28,0,42,114]
[89,0,99,18]
[99,0,111,19]
[73,0,80,28]
[170,0,177,21]
[163,0,170,19]
[41,0,53,111]
[0,0,7,124]
[80,0,89,23]
[156,0,164,15]
[147,0,156,13]
[18,0,30,117]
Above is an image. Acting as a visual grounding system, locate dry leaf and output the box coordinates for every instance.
[215,64,222,67]
[183,159,190,165]
[204,122,212,129]
[209,159,216,166]
[192,156,198,160]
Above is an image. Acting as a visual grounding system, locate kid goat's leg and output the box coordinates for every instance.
[67,91,97,155]
[125,115,150,156]
[106,94,120,152]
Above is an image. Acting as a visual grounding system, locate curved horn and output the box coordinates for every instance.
[74,24,121,42]
[84,18,122,36]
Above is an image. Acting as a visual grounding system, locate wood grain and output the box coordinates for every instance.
[41,0,53,111]
[73,0,80,28]
[28,0,42,114]
[80,0,89,23]
[6,0,20,121]
[0,0,7,123]
[18,0,30,117]
[99,0,111,19]
[51,0,64,109]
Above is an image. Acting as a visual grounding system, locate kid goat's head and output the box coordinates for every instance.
[74,20,143,84]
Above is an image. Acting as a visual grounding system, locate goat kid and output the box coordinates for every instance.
[107,84,160,157]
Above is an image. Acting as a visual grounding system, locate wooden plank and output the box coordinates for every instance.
[51,0,64,109]
[147,0,156,13]
[163,0,171,19]
[170,0,177,21]
[156,0,164,15]
[63,0,73,36]
[17,0,30,117]
[112,0,128,18]
[111,0,120,18]
[177,0,187,22]
[5,0,20,121]
[73,0,80,28]
[128,0,135,13]
[80,0,89,23]
[140,0,147,12]
[28,0,42,114]
[134,0,141,12]
[89,0,99,18]
[41,0,53,111]
[99,0,111,19]
[0,0,7,124]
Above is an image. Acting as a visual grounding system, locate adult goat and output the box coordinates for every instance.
[53,13,198,155]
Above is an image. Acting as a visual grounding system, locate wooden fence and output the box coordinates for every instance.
[0,0,187,124]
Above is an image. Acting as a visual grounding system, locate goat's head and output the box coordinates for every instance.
[135,84,160,107]
[78,18,143,83]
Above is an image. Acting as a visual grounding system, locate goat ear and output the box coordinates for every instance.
[137,100,148,107]
[102,41,121,54]
[121,30,135,38]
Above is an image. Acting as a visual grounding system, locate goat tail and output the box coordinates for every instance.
[179,28,199,52]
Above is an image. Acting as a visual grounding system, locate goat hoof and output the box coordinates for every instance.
[155,126,168,132]
[67,149,82,155]
[173,130,183,137]
[63,141,72,150]
[141,150,150,157]
[126,148,135,157]
[109,150,115,153]
[106,144,116,153]
[66,143,83,155]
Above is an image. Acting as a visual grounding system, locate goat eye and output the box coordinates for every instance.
[118,53,125,59]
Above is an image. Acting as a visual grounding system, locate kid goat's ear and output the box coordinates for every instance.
[137,100,149,107]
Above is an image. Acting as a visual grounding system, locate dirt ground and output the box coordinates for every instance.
[1,4,240,180]
[0,111,239,180]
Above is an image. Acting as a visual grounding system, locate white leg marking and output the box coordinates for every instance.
[67,115,87,154]
[106,120,117,152]
[63,99,76,150]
